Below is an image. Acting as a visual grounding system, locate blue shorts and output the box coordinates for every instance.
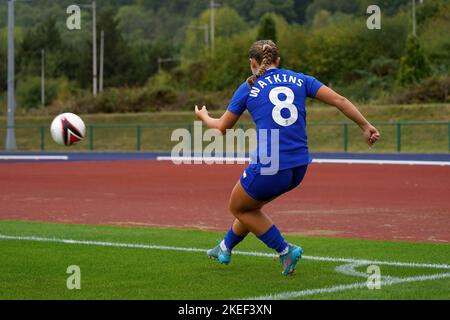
[240,164,308,202]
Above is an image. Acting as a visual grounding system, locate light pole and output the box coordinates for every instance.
[92,1,97,96]
[412,0,416,37]
[41,49,45,107]
[5,0,16,151]
[209,0,221,54]
[79,1,98,96]
[99,30,104,92]
[210,0,215,53]
[412,0,424,37]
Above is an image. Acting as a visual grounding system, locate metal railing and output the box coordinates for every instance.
[1,121,449,153]
[306,120,450,153]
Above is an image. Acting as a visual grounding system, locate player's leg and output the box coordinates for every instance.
[229,166,308,275]
[208,169,294,268]
[207,181,272,264]
[230,218,249,237]
[228,181,274,235]
[208,165,308,274]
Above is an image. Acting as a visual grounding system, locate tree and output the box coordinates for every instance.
[251,0,296,22]
[293,0,313,24]
[397,34,431,86]
[312,9,331,29]
[19,18,62,77]
[257,14,277,42]
[97,8,133,88]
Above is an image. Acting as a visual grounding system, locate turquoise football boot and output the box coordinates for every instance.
[279,244,303,276]
[207,242,231,265]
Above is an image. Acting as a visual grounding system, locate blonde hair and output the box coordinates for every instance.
[247,40,279,87]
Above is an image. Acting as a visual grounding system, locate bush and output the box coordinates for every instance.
[58,81,232,114]
[387,76,450,104]
[17,76,62,110]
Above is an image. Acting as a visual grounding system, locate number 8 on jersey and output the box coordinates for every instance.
[270,87,298,127]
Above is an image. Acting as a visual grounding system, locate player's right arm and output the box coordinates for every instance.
[194,82,248,135]
[194,106,240,135]
[315,86,380,147]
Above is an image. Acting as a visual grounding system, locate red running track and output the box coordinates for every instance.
[0,161,449,243]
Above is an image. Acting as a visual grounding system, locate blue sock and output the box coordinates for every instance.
[257,225,288,254]
[223,227,245,250]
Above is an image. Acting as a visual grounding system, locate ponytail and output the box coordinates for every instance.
[247,40,278,87]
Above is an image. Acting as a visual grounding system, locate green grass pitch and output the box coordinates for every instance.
[0,221,449,300]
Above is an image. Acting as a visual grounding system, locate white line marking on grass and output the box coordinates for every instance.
[335,262,401,281]
[1,234,449,300]
[246,272,450,300]
[0,156,69,161]
[298,255,450,269]
[156,156,450,167]
[1,234,449,270]
[0,234,207,253]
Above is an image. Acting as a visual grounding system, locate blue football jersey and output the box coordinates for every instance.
[227,68,323,171]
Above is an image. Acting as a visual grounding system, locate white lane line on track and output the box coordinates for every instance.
[313,159,450,166]
[156,156,450,166]
[0,156,69,161]
[1,234,449,300]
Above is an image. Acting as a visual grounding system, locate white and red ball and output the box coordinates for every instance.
[50,113,86,146]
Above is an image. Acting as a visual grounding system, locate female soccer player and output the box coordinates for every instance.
[195,40,380,275]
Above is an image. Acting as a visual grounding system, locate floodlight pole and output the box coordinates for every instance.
[412,0,425,37]
[5,0,16,151]
[92,0,97,96]
[41,49,45,106]
[79,2,98,96]
[99,30,104,92]
[210,0,215,54]
[412,0,416,37]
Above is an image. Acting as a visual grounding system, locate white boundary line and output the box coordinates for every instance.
[245,273,450,300]
[1,234,449,269]
[313,159,450,166]
[0,156,69,161]
[156,156,450,166]
[1,155,449,166]
[1,234,449,300]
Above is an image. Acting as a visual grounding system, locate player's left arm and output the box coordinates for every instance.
[315,86,381,147]
[195,106,240,135]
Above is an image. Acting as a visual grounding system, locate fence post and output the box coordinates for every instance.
[396,123,402,152]
[89,125,94,151]
[136,125,142,152]
[188,123,193,154]
[343,123,349,153]
[40,125,45,151]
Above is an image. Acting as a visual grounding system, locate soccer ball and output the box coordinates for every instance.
[50,113,86,146]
